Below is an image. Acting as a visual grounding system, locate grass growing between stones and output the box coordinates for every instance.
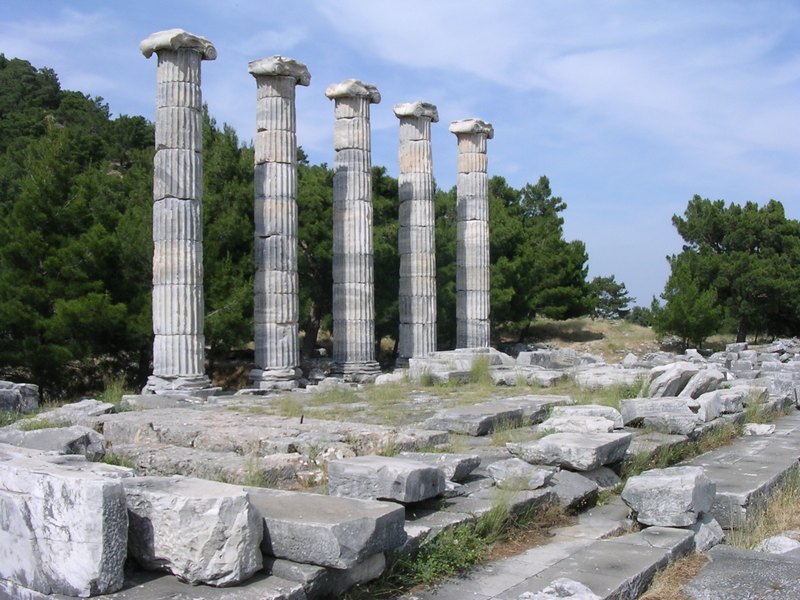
[97,374,132,408]
[344,502,573,599]
[727,466,800,550]
[101,452,135,469]
[16,417,61,431]
[0,410,24,427]
[639,553,709,600]
[536,378,644,410]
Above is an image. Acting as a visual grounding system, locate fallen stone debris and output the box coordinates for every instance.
[2,338,800,598]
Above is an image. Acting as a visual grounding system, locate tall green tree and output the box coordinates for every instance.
[589,275,634,319]
[667,196,800,342]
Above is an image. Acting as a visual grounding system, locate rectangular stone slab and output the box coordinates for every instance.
[327,455,446,503]
[246,487,406,569]
[682,409,800,528]
[508,432,632,471]
[423,403,524,436]
[0,444,130,597]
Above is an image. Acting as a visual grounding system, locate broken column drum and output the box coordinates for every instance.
[449,119,494,349]
[140,29,216,393]
[248,56,310,390]
[394,102,439,365]
[325,80,382,381]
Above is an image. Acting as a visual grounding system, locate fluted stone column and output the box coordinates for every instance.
[248,57,310,391]
[450,119,494,349]
[394,102,438,365]
[325,80,381,381]
[140,29,216,394]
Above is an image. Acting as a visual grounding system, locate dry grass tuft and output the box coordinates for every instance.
[640,553,709,600]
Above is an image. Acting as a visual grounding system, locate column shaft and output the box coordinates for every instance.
[394,102,439,364]
[325,80,381,381]
[248,57,310,390]
[450,119,494,349]
[140,29,216,393]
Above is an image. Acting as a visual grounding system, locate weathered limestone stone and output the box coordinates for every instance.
[648,362,700,397]
[326,79,382,382]
[327,455,445,503]
[582,466,622,491]
[399,451,481,482]
[395,102,438,365]
[423,402,524,436]
[550,404,624,429]
[519,578,601,600]
[546,469,599,510]
[743,423,776,435]
[123,476,263,586]
[536,415,616,434]
[248,56,310,391]
[264,554,386,599]
[573,364,647,390]
[619,397,700,434]
[0,381,38,413]
[487,457,554,489]
[621,466,716,527]
[0,444,130,597]
[0,424,105,460]
[687,512,725,552]
[680,368,725,399]
[755,534,800,554]
[508,432,632,472]
[449,118,493,349]
[247,487,405,569]
[687,391,722,422]
[141,29,216,394]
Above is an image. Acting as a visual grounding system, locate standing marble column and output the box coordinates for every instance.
[248,57,310,391]
[394,102,438,365]
[449,119,494,349]
[140,29,216,394]
[325,80,381,381]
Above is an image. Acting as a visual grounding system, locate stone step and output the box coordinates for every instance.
[246,487,406,569]
[423,395,572,436]
[684,544,800,600]
[507,432,632,472]
[327,455,446,503]
[91,408,447,457]
[682,408,800,528]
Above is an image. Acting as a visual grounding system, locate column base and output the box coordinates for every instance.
[330,361,382,383]
[143,374,220,398]
[246,367,302,392]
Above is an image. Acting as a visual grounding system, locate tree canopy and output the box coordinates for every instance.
[655,195,800,346]
[0,54,597,397]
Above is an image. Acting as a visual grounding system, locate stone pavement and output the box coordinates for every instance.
[400,409,800,600]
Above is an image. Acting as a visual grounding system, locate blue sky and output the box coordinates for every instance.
[3,1,799,306]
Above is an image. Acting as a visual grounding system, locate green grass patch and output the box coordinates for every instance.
[0,410,25,427]
[469,356,493,385]
[277,397,304,418]
[16,417,62,431]
[102,452,135,469]
[97,374,132,408]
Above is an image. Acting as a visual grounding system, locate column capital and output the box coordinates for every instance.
[325,79,381,104]
[394,102,439,122]
[449,118,494,139]
[140,29,216,60]
[248,56,311,86]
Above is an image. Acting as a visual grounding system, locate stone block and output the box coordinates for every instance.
[0,381,38,413]
[0,444,130,597]
[518,578,601,600]
[680,368,725,399]
[399,452,481,482]
[508,432,632,472]
[648,363,700,397]
[687,512,725,552]
[714,388,746,413]
[327,456,445,503]
[123,476,263,586]
[546,470,598,511]
[619,397,700,434]
[487,458,554,489]
[581,466,621,491]
[536,415,616,434]
[621,466,715,527]
[755,534,800,554]
[247,487,405,569]
[550,404,624,429]
[0,424,105,460]
[687,392,721,422]
[424,403,524,436]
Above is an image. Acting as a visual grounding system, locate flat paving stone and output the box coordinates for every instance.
[424,404,524,436]
[508,432,632,471]
[682,409,800,528]
[247,487,406,569]
[684,544,800,600]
